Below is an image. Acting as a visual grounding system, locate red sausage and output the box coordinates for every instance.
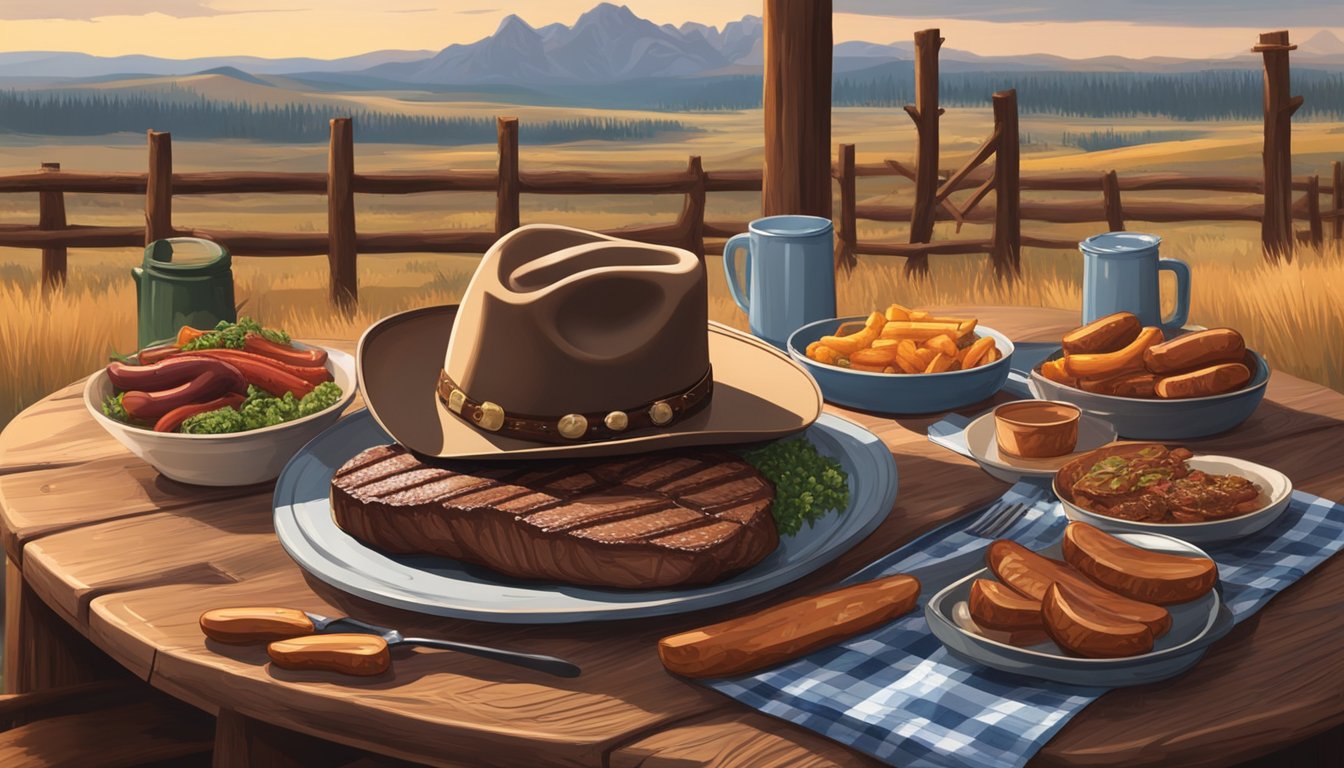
[121,369,241,421]
[108,357,245,395]
[134,345,181,365]
[177,354,314,399]
[178,349,331,387]
[154,392,246,433]
[243,334,327,367]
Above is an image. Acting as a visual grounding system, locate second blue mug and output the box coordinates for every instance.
[723,215,837,349]
[1079,232,1190,335]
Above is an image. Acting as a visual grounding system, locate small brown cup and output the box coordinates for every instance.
[994,401,1081,458]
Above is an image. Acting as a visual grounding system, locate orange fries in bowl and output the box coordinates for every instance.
[803,304,1001,375]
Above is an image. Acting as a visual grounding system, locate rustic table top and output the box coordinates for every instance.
[2,306,1343,768]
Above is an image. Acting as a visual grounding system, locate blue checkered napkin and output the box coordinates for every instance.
[704,482,1344,768]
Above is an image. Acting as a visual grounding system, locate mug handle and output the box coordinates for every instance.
[722,233,752,314]
[1158,258,1191,335]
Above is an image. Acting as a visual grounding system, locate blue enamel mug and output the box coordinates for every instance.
[1079,232,1190,335]
[723,215,837,349]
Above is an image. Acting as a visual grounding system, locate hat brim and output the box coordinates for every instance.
[356,304,823,460]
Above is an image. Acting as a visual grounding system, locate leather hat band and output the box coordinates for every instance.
[437,367,714,444]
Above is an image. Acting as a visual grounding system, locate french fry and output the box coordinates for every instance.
[809,344,841,365]
[925,352,956,373]
[882,366,897,374]
[961,337,996,369]
[851,347,898,366]
[909,310,931,321]
[894,340,923,373]
[879,321,964,341]
[983,346,1001,364]
[834,321,866,336]
[884,303,912,321]
[958,319,978,336]
[820,311,886,354]
[924,334,958,357]
[914,347,936,367]
[871,338,898,348]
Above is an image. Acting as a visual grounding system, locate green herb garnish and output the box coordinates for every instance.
[181,316,290,351]
[179,382,342,434]
[102,392,131,422]
[739,438,850,536]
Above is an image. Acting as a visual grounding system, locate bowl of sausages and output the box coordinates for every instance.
[83,320,356,486]
[1027,312,1268,439]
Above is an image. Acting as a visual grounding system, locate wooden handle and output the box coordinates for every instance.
[200,607,315,644]
[658,574,921,678]
[267,634,391,676]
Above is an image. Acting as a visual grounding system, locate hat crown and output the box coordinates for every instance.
[445,225,709,416]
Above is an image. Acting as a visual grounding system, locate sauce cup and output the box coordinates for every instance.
[994,400,1081,458]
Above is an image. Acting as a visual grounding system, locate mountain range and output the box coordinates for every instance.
[2,3,1342,85]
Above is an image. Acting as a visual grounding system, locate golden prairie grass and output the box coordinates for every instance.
[2,242,1341,431]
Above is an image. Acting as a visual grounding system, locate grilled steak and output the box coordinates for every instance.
[330,445,778,589]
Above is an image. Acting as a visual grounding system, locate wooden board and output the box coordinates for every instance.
[3,313,1344,768]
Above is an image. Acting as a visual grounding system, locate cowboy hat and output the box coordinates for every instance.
[357,224,822,460]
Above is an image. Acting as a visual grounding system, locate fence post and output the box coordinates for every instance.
[1307,175,1323,248]
[145,131,173,244]
[38,162,67,293]
[1255,30,1301,263]
[836,143,857,272]
[676,156,706,259]
[1102,170,1125,231]
[496,117,520,237]
[904,28,943,278]
[990,90,1021,281]
[327,117,357,312]
[762,0,831,219]
[1332,160,1342,246]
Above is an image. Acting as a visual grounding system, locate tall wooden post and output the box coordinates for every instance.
[1255,30,1301,262]
[327,118,357,312]
[990,90,1021,281]
[1332,160,1342,246]
[835,143,857,272]
[762,0,831,219]
[677,155,707,259]
[1102,170,1125,231]
[496,117,520,237]
[38,162,67,292]
[145,131,173,244]
[1306,175,1323,248]
[904,28,943,278]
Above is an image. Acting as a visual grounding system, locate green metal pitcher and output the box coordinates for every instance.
[133,238,237,349]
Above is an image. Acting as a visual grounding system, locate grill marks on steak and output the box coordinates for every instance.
[329,445,779,589]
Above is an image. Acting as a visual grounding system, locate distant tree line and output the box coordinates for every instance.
[1059,128,1203,152]
[658,67,1344,120]
[0,90,700,144]
[831,69,1344,120]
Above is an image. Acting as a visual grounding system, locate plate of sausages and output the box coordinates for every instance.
[926,521,1233,687]
[1027,313,1269,439]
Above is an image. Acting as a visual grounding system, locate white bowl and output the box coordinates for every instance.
[1054,454,1293,544]
[84,342,356,486]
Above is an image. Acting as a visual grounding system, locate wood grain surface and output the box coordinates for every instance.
[1,308,1342,768]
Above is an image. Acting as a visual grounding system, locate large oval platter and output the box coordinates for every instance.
[274,409,896,623]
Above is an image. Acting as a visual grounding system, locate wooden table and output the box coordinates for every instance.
[3,306,1343,768]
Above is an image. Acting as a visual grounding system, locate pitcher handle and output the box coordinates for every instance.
[1158,258,1190,335]
[722,233,752,314]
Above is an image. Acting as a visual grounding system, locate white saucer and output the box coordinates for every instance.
[963,410,1118,482]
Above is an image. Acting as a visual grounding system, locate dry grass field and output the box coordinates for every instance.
[1,105,1342,430]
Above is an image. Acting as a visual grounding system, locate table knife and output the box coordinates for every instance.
[200,607,581,678]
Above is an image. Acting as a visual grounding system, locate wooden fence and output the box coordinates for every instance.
[0,118,759,308]
[0,27,1341,306]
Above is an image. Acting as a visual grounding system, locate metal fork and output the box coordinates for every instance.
[965,486,1047,539]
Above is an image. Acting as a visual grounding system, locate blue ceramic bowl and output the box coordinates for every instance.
[787,316,1015,414]
[1027,348,1269,439]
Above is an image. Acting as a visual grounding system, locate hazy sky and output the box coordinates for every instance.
[0,1,1340,60]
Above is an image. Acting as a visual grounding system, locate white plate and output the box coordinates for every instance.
[273,409,897,623]
[1055,454,1293,544]
[963,410,1118,483]
[926,531,1233,687]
